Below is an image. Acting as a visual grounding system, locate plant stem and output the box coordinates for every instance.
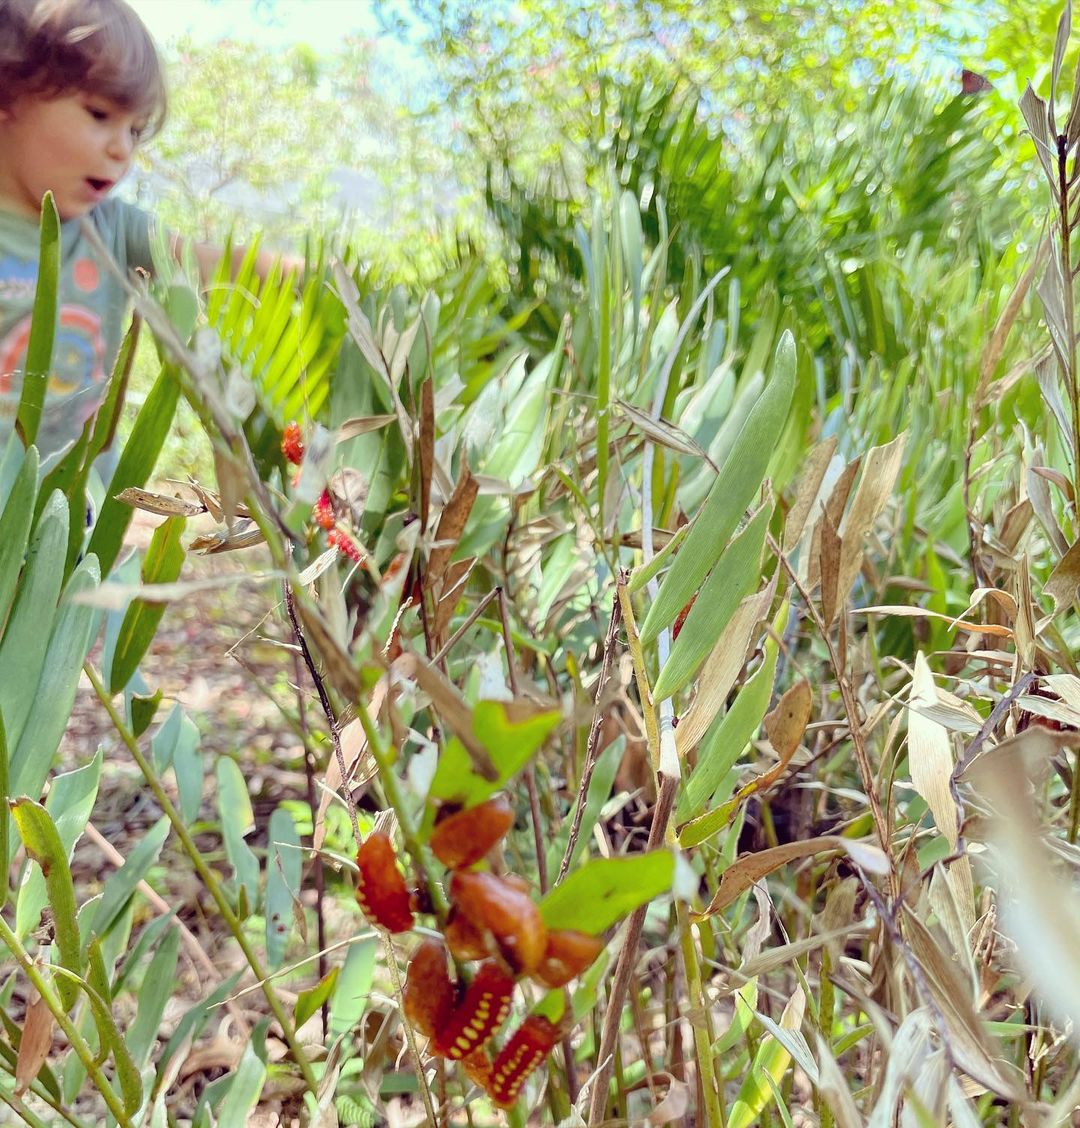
[588,575,683,1124]
[349,688,450,920]
[0,1083,50,1128]
[1058,135,1080,509]
[83,664,320,1096]
[0,919,130,1126]
[556,594,622,885]
[676,900,725,1126]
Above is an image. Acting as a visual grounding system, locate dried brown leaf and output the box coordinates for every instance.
[115,487,204,517]
[853,605,1013,638]
[1044,538,1080,617]
[189,521,265,554]
[819,504,842,626]
[694,835,888,921]
[675,576,776,758]
[617,398,709,461]
[408,653,498,780]
[15,992,52,1097]
[764,679,812,761]
[907,653,961,848]
[804,455,861,591]
[427,463,479,587]
[901,907,1026,1102]
[836,433,906,604]
[977,236,1050,407]
[783,435,838,551]
[335,414,396,440]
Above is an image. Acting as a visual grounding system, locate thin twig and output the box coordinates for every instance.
[556,595,623,886]
[587,774,678,1125]
[284,581,363,851]
[770,535,895,877]
[294,647,329,1038]
[431,587,501,665]
[497,587,548,892]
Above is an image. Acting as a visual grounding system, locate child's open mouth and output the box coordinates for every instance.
[86,177,112,193]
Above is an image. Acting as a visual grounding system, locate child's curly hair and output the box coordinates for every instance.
[0,0,166,136]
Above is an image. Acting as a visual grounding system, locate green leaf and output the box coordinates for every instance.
[130,690,164,739]
[626,521,691,595]
[678,616,781,827]
[265,806,301,968]
[156,970,243,1091]
[85,937,143,1117]
[295,966,340,1029]
[653,503,771,701]
[428,702,562,806]
[0,712,7,907]
[10,798,81,1010]
[88,312,142,463]
[216,757,259,906]
[109,515,187,693]
[216,1036,268,1128]
[0,444,40,632]
[85,816,170,948]
[640,331,795,646]
[10,551,102,802]
[620,189,643,337]
[112,911,176,996]
[172,715,204,823]
[17,748,102,936]
[328,939,377,1037]
[86,364,181,577]
[538,852,675,934]
[16,192,59,447]
[0,490,69,756]
[126,924,180,1070]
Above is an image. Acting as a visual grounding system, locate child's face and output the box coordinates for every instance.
[0,91,146,221]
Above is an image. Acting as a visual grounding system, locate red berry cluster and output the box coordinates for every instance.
[354,796,603,1108]
[281,421,364,566]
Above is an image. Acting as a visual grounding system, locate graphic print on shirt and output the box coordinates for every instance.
[0,255,107,401]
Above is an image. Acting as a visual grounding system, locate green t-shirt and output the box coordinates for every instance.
[0,197,154,464]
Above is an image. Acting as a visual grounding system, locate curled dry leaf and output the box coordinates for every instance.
[428,463,479,587]
[763,679,812,760]
[115,487,205,517]
[694,836,889,922]
[14,991,52,1096]
[1044,537,1080,618]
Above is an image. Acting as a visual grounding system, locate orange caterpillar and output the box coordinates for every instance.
[355,832,414,934]
[487,1015,562,1108]
[434,961,516,1061]
[402,939,453,1038]
[450,870,548,976]
[430,795,515,870]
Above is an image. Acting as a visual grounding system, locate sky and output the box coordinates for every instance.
[128,0,389,52]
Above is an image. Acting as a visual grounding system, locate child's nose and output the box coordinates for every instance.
[106,126,135,163]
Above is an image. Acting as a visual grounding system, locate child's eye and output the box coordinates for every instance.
[85,106,109,122]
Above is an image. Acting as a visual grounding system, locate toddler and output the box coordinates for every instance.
[0,0,295,465]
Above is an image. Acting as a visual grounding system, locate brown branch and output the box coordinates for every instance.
[556,594,623,886]
[284,582,362,850]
